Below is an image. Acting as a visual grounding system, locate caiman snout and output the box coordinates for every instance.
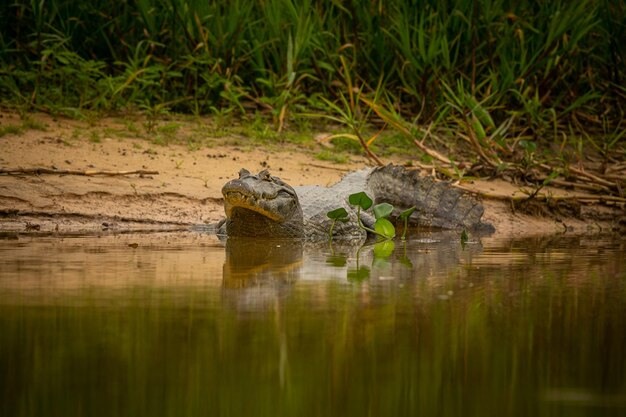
[222,169,301,222]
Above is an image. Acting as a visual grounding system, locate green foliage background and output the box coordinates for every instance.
[0,0,624,136]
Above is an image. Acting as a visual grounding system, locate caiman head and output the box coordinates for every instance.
[221,168,304,238]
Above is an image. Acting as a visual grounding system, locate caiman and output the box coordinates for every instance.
[218,164,494,240]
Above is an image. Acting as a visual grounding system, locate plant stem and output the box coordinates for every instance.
[401,218,408,240]
[356,206,386,237]
[328,219,336,239]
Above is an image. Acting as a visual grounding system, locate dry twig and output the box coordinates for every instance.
[0,168,159,176]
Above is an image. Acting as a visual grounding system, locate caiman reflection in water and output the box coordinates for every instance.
[1,232,625,417]
[222,237,304,287]
[221,232,484,293]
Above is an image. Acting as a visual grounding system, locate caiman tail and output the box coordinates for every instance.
[367,165,494,232]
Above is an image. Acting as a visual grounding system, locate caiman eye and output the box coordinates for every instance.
[277,187,296,198]
[259,170,272,181]
[238,168,250,179]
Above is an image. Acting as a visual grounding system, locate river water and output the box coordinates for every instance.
[0,231,625,417]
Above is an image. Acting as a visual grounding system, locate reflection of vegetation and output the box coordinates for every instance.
[460,229,469,249]
[1,236,625,417]
[340,240,401,282]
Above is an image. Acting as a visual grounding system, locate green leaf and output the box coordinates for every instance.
[348,192,373,210]
[465,95,496,130]
[373,240,395,258]
[327,207,349,221]
[471,116,487,141]
[398,206,416,220]
[374,218,396,239]
[373,203,394,219]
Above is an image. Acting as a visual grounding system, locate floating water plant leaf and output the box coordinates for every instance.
[373,202,394,219]
[348,192,373,210]
[327,207,349,221]
[374,218,396,239]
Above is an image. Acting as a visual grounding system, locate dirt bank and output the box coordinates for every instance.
[0,111,622,237]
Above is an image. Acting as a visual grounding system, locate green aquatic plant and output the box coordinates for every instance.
[326,207,349,240]
[327,192,418,242]
[347,192,394,239]
[372,203,396,239]
[397,207,417,240]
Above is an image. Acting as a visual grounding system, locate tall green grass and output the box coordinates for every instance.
[0,0,624,144]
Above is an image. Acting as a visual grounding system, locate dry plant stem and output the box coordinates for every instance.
[465,121,502,168]
[606,162,626,173]
[303,163,352,172]
[0,168,159,176]
[604,174,626,183]
[355,131,384,166]
[540,177,612,193]
[414,123,453,165]
[361,98,452,166]
[539,163,617,190]
[456,185,626,204]
[412,139,452,165]
[567,166,619,188]
[408,124,454,166]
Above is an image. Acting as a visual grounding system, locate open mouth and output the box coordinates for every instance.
[223,190,253,203]
[223,190,284,221]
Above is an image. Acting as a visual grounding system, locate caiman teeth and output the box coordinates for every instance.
[224,190,276,202]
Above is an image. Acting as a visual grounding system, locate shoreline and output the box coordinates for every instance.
[0,112,622,238]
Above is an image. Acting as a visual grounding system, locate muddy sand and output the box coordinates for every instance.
[0,112,622,237]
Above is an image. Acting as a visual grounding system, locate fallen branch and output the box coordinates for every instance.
[0,168,159,176]
[456,185,626,204]
[537,177,612,193]
[539,163,617,190]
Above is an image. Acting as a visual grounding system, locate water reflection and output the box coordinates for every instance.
[0,232,624,417]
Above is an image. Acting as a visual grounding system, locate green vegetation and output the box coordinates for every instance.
[1,1,623,121]
[0,1,624,181]
[0,124,23,138]
[315,150,350,164]
[326,207,349,239]
[327,191,417,241]
[397,207,417,240]
[0,117,47,137]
